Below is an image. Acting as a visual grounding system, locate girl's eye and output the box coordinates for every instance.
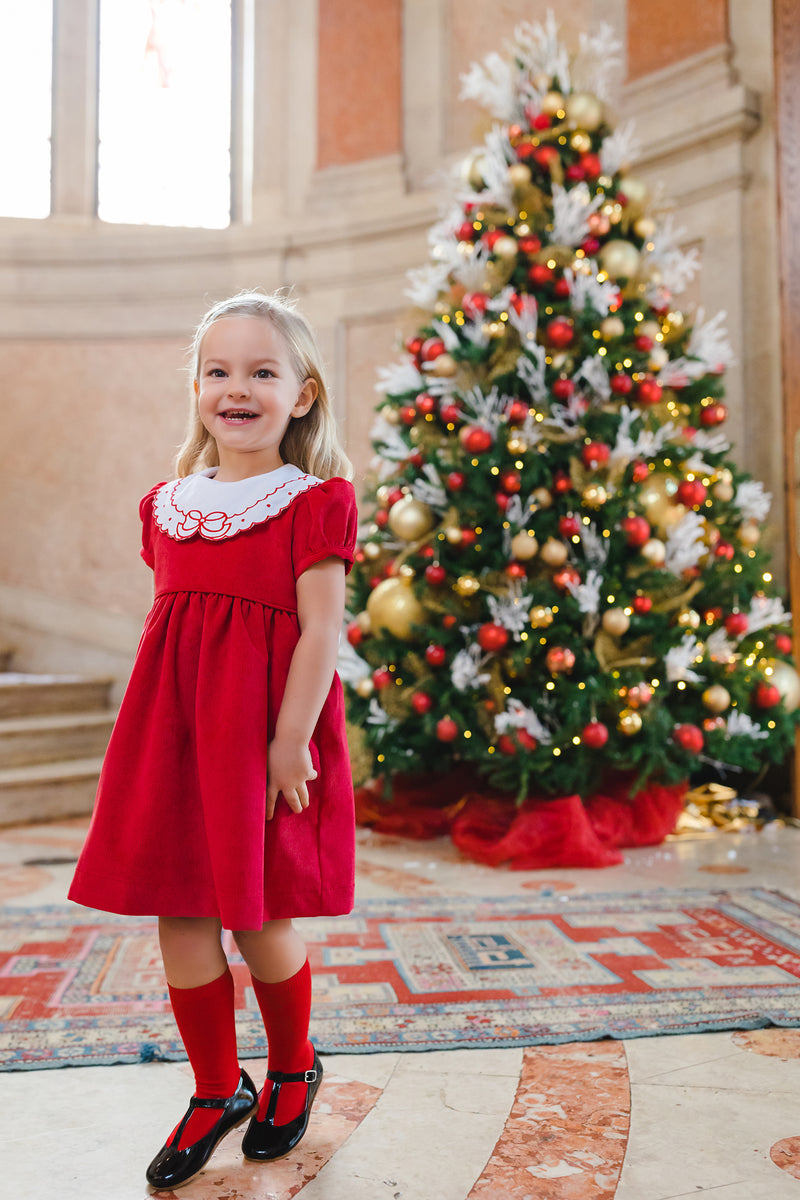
[255,368,274,379]
[208,368,226,377]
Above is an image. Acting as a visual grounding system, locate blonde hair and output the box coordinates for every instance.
[176,289,353,481]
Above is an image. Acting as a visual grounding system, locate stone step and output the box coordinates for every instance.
[0,757,102,826]
[0,711,116,768]
[0,673,114,719]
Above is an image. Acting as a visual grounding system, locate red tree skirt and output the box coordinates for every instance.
[354,771,687,869]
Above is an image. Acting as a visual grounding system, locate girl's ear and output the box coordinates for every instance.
[193,379,199,396]
[292,378,318,418]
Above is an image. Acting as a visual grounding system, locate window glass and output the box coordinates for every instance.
[98,0,231,228]
[0,1,53,219]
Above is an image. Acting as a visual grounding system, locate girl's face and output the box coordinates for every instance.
[195,316,317,479]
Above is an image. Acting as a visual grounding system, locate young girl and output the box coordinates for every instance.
[69,290,358,1189]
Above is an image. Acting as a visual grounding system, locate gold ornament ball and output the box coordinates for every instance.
[618,708,643,735]
[619,175,649,214]
[388,496,435,541]
[507,434,530,455]
[570,131,592,154]
[565,91,604,131]
[398,563,415,579]
[540,537,568,566]
[381,405,401,425]
[493,235,518,260]
[355,677,375,699]
[511,530,539,560]
[600,316,625,339]
[583,483,608,508]
[376,485,391,506]
[508,162,532,189]
[454,574,481,597]
[444,526,463,545]
[637,320,660,339]
[718,468,733,484]
[599,239,641,280]
[355,610,372,634]
[430,352,458,377]
[462,151,487,189]
[634,216,656,239]
[363,541,382,561]
[738,521,761,547]
[533,487,553,508]
[530,605,554,628]
[677,609,701,630]
[702,684,731,713]
[713,481,735,502]
[765,660,800,711]
[640,472,684,533]
[602,607,630,636]
[366,577,425,640]
[541,90,565,116]
[641,538,666,565]
[648,346,669,371]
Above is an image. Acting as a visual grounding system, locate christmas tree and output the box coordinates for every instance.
[342,16,799,860]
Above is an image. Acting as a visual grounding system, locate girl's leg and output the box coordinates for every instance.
[234,920,314,1125]
[158,917,243,1147]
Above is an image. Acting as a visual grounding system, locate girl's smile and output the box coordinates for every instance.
[195,317,317,479]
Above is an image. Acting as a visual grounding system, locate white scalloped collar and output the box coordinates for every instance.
[152,463,323,542]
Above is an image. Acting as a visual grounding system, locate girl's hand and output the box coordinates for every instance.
[266,738,317,819]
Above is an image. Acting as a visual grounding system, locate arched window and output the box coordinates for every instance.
[97,0,232,228]
[0,0,53,219]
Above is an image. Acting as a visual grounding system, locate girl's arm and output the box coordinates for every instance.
[266,556,347,819]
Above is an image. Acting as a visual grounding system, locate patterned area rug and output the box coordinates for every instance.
[4,888,800,1070]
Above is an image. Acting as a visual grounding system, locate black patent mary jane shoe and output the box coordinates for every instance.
[145,1068,258,1190]
[241,1050,323,1162]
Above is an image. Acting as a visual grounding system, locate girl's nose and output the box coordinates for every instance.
[228,377,250,397]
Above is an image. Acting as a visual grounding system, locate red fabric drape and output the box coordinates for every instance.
[354,773,686,869]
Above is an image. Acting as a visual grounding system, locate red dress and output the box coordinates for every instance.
[69,464,358,930]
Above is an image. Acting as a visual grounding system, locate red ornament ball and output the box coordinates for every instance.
[552,471,572,494]
[559,515,581,538]
[531,112,551,130]
[610,373,634,395]
[477,623,509,653]
[411,692,433,714]
[621,516,651,547]
[446,471,466,491]
[372,668,393,690]
[551,377,575,400]
[553,566,581,591]
[421,337,446,362]
[581,152,602,178]
[497,734,517,756]
[547,318,574,348]
[436,716,459,742]
[518,235,542,255]
[553,277,571,298]
[631,460,650,483]
[545,646,576,673]
[582,720,609,749]
[459,528,477,547]
[506,562,527,580]
[415,393,437,415]
[500,469,522,493]
[565,163,585,182]
[533,145,559,168]
[406,336,424,357]
[724,611,749,637]
[440,403,463,424]
[425,643,447,667]
[632,595,653,614]
[496,493,511,512]
[375,509,389,528]
[507,399,529,424]
[457,221,476,242]
[676,479,707,507]
[424,564,447,586]
[400,405,417,425]
[443,614,458,629]
[637,378,663,406]
[776,634,793,655]
[346,621,363,647]
[582,441,610,469]
[700,403,728,427]
[462,291,489,315]
[755,682,781,709]
[581,236,601,255]
[714,541,735,561]
[517,730,538,752]
[459,425,494,453]
[528,263,555,287]
[673,723,704,753]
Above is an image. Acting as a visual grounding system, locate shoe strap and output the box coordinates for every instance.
[266,1066,318,1084]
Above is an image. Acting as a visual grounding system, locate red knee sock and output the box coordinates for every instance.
[250,960,314,1125]
[167,968,242,1150]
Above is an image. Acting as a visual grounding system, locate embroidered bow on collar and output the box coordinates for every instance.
[152,465,323,543]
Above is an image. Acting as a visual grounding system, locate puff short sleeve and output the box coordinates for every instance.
[291,477,358,579]
[139,482,166,569]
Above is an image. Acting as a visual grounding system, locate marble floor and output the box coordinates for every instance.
[3,816,800,1198]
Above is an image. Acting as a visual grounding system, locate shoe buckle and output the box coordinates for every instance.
[304,1069,318,1083]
